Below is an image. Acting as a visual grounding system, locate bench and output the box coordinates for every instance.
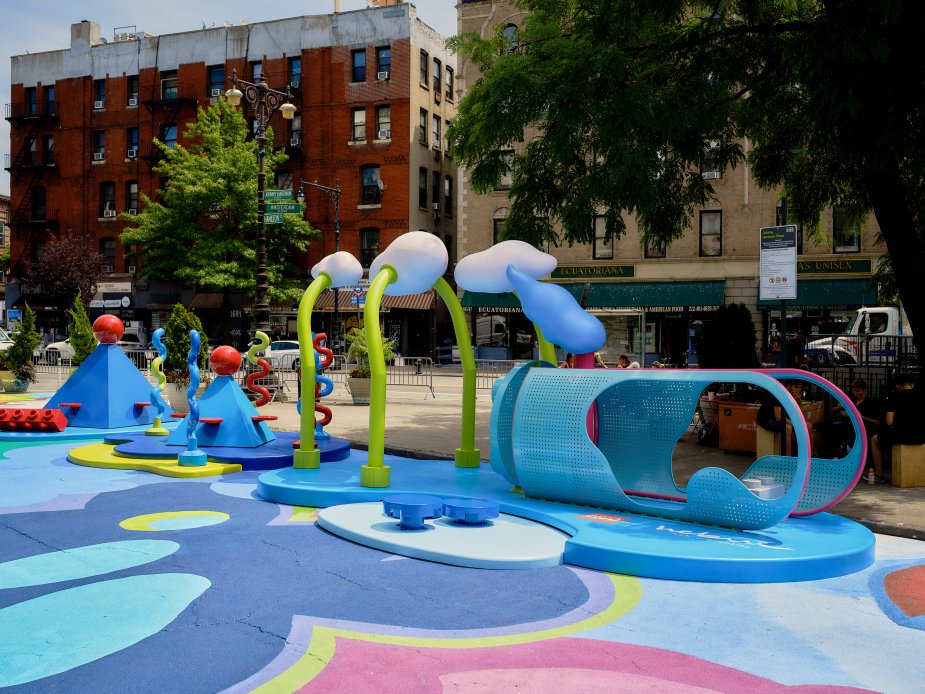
[251,415,278,423]
[57,402,82,411]
[892,445,925,488]
[134,401,152,409]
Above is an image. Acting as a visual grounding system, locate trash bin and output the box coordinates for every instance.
[718,401,761,454]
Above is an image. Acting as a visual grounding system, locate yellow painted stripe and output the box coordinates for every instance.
[289,506,318,522]
[68,443,241,478]
[120,510,229,531]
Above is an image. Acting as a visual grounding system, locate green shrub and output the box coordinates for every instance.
[162,304,210,384]
[2,304,41,382]
[67,291,97,366]
[345,327,396,378]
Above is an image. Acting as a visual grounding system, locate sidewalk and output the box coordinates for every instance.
[27,372,925,540]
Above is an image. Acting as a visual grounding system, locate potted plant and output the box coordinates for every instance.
[162,304,211,410]
[0,304,41,393]
[345,327,395,405]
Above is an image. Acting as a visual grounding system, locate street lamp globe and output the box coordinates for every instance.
[280,101,297,120]
[296,184,305,204]
[224,87,243,107]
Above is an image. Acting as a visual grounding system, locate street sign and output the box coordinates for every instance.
[759,225,798,300]
[264,213,285,224]
[263,189,293,201]
[265,202,301,214]
[353,284,365,297]
[350,295,366,306]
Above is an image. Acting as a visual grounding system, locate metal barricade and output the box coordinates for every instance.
[386,357,435,398]
[475,359,523,389]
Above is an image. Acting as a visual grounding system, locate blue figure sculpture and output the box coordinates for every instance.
[146,328,169,436]
[177,330,207,467]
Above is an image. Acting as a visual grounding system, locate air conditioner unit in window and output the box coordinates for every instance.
[432,202,440,211]
[102,265,114,273]
[289,135,301,146]
[376,129,391,140]
[210,88,223,97]
[93,100,104,110]
[103,209,117,218]
[128,97,138,107]
[376,71,390,81]
[128,265,137,274]
[93,152,105,161]
[702,170,721,180]
[127,149,138,159]
[126,208,138,215]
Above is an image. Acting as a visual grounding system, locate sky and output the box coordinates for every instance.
[0,0,458,196]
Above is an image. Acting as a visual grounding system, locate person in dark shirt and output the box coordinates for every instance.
[832,378,880,463]
[871,374,925,481]
[786,329,810,368]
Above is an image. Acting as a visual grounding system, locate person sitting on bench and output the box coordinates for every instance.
[871,374,925,482]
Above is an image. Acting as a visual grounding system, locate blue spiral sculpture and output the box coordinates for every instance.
[177,329,207,467]
[145,328,169,436]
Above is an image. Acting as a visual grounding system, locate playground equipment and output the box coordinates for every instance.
[146,328,169,436]
[306,332,335,441]
[177,330,208,467]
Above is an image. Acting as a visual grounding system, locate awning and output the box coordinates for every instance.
[756,279,877,310]
[585,281,725,312]
[313,289,435,311]
[460,284,584,313]
[187,292,224,309]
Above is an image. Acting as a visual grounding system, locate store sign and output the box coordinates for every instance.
[797,259,872,275]
[759,225,797,300]
[590,304,719,313]
[552,265,635,279]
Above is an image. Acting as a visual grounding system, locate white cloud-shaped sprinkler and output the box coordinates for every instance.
[454,240,557,292]
[369,231,448,295]
[311,251,363,288]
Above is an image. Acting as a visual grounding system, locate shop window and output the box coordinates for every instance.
[592,215,613,260]
[360,228,380,267]
[699,210,722,257]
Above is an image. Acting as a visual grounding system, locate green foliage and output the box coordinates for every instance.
[345,327,396,379]
[0,248,10,275]
[696,304,760,369]
[450,0,925,337]
[25,231,104,314]
[2,304,41,382]
[162,304,210,384]
[67,291,96,366]
[120,99,319,302]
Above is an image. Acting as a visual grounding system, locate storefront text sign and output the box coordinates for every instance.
[551,265,635,279]
[759,225,797,300]
[797,259,872,275]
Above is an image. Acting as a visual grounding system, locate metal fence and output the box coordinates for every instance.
[806,333,918,369]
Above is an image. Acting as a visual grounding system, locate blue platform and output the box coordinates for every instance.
[0,421,180,442]
[257,454,875,583]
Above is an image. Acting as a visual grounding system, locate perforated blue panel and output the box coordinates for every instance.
[489,361,550,485]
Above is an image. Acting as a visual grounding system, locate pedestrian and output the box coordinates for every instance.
[593,352,608,368]
[617,354,640,368]
[870,374,925,482]
[559,353,574,368]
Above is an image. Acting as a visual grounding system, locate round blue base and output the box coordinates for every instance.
[104,431,351,470]
[257,455,875,583]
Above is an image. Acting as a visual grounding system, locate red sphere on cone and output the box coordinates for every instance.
[92,315,124,344]
[210,345,242,376]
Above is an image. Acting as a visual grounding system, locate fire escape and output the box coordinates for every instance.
[140,76,198,166]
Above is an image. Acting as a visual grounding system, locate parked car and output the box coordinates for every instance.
[43,332,155,367]
[44,338,75,364]
[251,341,301,371]
[0,326,15,353]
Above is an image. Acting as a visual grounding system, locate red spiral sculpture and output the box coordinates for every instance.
[246,358,272,407]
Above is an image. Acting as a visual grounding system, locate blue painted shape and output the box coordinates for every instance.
[0,540,179,589]
[148,516,227,531]
[443,497,501,524]
[165,377,275,448]
[0,573,210,687]
[382,493,445,529]
[46,344,170,429]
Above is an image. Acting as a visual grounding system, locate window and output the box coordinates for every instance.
[502,24,519,53]
[644,238,667,258]
[433,58,442,94]
[375,105,391,138]
[351,107,366,141]
[161,70,178,99]
[250,62,262,80]
[432,115,441,148]
[289,115,302,146]
[700,140,720,178]
[699,210,722,257]
[25,87,37,116]
[775,206,804,254]
[360,164,382,205]
[376,46,391,76]
[419,109,428,145]
[432,171,441,205]
[207,65,224,96]
[444,176,453,215]
[494,149,513,190]
[32,239,46,263]
[43,136,54,165]
[25,137,36,165]
[444,120,451,153]
[592,216,613,260]
[92,131,105,159]
[288,57,301,87]
[126,181,139,212]
[351,49,366,83]
[276,171,294,190]
[161,124,178,149]
[31,186,46,221]
[445,67,454,99]
[99,181,116,217]
[127,75,139,104]
[43,85,55,115]
[493,217,505,245]
[93,79,105,108]
[418,167,428,208]
[833,207,860,253]
[100,238,116,271]
[126,127,139,154]
[420,50,429,85]
[360,228,380,267]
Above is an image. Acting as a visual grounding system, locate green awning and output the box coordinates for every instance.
[461,284,584,313]
[757,279,877,309]
[585,281,725,312]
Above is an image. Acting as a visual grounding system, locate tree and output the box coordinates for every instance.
[67,291,96,367]
[450,1,925,342]
[2,304,41,383]
[120,99,319,304]
[24,230,103,318]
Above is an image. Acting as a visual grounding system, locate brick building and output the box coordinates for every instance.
[457,0,885,365]
[5,1,456,354]
[0,193,8,325]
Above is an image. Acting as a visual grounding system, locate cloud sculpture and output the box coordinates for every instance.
[311,252,364,288]
[507,266,606,354]
[454,240,557,293]
[369,231,448,295]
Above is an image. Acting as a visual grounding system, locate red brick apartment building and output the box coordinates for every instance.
[5,1,456,353]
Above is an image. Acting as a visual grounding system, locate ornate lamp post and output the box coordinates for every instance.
[297,179,342,347]
[225,68,296,333]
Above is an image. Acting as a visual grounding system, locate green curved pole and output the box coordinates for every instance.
[293,273,331,469]
[360,265,397,487]
[434,277,480,467]
[535,324,557,364]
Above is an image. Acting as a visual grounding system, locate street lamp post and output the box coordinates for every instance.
[297,179,342,347]
[225,68,296,334]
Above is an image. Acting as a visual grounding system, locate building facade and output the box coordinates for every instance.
[6,1,456,355]
[457,0,884,365]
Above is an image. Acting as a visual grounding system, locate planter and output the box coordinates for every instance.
[0,371,29,394]
[347,376,371,405]
[165,382,209,411]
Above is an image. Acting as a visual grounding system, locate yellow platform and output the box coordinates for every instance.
[68,443,242,478]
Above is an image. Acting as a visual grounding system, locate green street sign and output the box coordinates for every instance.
[265,202,301,214]
[263,189,293,201]
[264,213,285,224]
